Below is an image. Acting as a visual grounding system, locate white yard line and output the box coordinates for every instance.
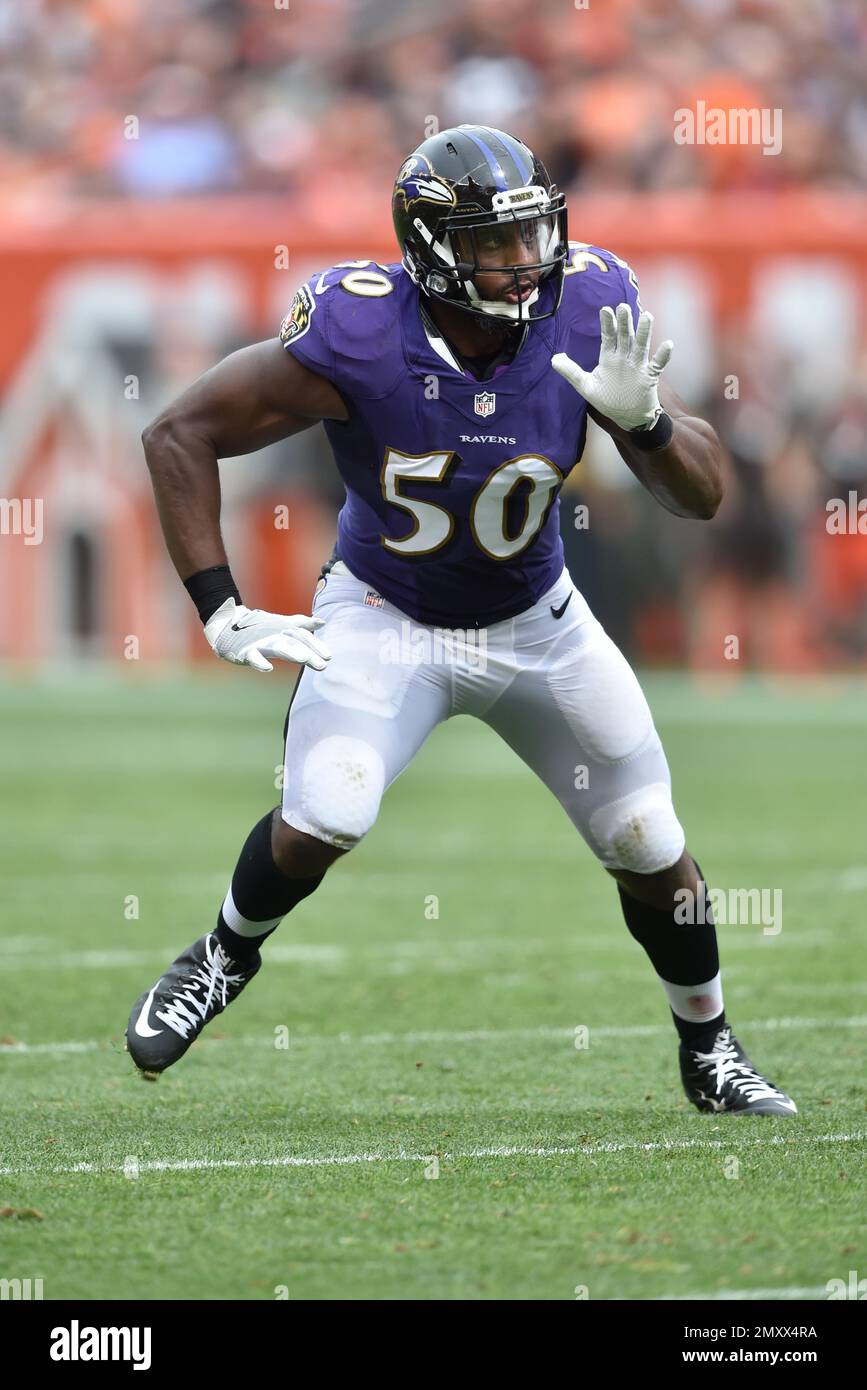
[2,1014,865,1057]
[0,935,53,953]
[656,1285,830,1301]
[0,930,846,973]
[0,944,347,971]
[0,1131,863,1180]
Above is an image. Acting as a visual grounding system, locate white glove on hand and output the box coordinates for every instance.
[204,597,331,674]
[551,303,673,432]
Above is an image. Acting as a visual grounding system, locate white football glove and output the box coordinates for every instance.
[551,303,673,432]
[204,597,331,674]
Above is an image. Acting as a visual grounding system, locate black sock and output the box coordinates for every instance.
[214,809,323,960]
[668,1008,725,1051]
[616,865,725,1049]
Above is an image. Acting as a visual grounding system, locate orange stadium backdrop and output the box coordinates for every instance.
[1,192,866,664]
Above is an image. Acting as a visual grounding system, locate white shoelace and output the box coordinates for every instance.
[692,1028,783,1103]
[155,939,245,1040]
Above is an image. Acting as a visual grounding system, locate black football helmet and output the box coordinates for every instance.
[392,125,569,326]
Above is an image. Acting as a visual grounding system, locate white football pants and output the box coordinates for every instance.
[281,561,686,874]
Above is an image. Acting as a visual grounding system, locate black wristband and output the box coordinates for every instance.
[183,565,242,625]
[628,410,674,452]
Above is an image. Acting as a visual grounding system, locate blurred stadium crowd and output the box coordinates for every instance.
[3,0,867,201]
[2,0,866,670]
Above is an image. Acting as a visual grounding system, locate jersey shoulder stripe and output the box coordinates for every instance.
[558,241,643,345]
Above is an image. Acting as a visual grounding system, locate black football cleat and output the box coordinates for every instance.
[126,933,261,1074]
[680,1023,797,1116]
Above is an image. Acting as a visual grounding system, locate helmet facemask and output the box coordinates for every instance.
[408,185,568,326]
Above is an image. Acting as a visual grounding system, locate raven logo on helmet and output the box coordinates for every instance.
[393,155,457,212]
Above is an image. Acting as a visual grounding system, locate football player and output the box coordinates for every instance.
[127,126,796,1115]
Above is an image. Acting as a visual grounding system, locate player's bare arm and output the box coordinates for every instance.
[552,302,724,520]
[142,339,348,579]
[142,340,347,674]
[589,382,723,520]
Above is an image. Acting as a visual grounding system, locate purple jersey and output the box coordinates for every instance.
[279,244,641,627]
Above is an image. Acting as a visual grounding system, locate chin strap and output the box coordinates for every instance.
[464,280,541,321]
[419,301,528,378]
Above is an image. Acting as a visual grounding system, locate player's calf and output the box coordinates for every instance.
[609,849,797,1116]
[214,809,328,964]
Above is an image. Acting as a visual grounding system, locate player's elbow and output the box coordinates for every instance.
[141,413,167,467]
[141,409,187,472]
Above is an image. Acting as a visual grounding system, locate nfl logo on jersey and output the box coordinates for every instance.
[474,391,496,418]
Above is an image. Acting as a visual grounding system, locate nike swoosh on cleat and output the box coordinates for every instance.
[550,593,573,619]
[133,985,164,1039]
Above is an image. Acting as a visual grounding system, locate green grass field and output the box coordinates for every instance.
[1,670,865,1301]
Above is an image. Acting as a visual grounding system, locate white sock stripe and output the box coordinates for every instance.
[220,884,284,937]
[659,971,724,1023]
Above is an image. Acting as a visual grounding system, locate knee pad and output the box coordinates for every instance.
[589,782,685,873]
[287,735,385,849]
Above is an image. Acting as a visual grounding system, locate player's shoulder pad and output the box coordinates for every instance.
[559,241,642,313]
[279,259,405,399]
